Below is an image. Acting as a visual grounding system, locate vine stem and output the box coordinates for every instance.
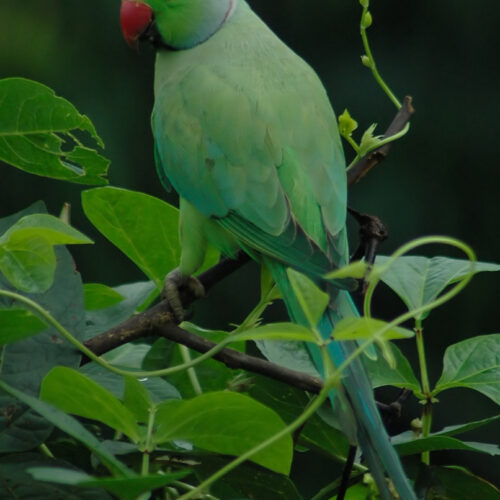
[360,5,401,109]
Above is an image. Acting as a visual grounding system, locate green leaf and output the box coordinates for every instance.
[0,308,47,344]
[40,367,142,443]
[0,213,92,293]
[287,269,329,329]
[338,109,358,138]
[324,260,369,280]
[420,465,500,499]
[29,467,190,500]
[363,344,422,394]
[82,187,180,285]
[0,214,93,245]
[376,255,500,320]
[333,317,414,341]
[358,123,383,156]
[231,323,317,344]
[434,334,500,404]
[123,377,153,424]
[0,78,109,184]
[0,232,55,293]
[393,433,500,457]
[0,379,132,477]
[153,391,293,474]
[83,283,124,310]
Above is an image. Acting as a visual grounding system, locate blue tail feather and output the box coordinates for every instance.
[264,258,416,500]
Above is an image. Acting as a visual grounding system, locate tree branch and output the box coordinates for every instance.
[347,96,415,187]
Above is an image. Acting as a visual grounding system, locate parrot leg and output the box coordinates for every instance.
[162,268,205,322]
[348,208,388,265]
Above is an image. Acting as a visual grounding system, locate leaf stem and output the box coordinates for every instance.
[142,407,157,475]
[415,319,433,465]
[179,344,203,395]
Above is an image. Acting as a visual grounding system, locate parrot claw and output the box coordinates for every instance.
[161,268,205,322]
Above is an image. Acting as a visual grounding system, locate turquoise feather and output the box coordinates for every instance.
[147,0,417,497]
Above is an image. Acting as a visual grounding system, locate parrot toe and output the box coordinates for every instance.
[162,268,205,322]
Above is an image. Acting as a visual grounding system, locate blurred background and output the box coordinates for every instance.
[1,0,498,490]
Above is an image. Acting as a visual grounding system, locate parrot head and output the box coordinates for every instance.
[120,0,236,50]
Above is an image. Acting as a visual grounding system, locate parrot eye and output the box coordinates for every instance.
[120,1,154,48]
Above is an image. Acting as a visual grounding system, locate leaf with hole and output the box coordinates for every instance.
[0,78,109,184]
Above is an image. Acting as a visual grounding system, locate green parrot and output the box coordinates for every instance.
[120,1,416,498]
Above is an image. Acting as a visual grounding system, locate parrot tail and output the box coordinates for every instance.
[263,258,416,500]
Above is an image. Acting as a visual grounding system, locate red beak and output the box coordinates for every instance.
[120,1,153,49]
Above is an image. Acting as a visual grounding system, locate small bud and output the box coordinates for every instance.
[338,109,358,138]
[361,11,373,29]
[411,418,423,433]
[359,0,370,8]
[361,54,371,67]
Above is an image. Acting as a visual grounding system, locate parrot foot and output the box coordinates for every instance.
[348,208,388,265]
[162,268,205,322]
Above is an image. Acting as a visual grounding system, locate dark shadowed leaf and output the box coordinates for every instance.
[363,344,422,395]
[393,433,499,457]
[0,379,131,477]
[0,78,109,184]
[434,334,500,404]
[0,202,85,453]
[196,455,303,500]
[418,465,500,499]
[0,453,112,499]
[249,374,349,459]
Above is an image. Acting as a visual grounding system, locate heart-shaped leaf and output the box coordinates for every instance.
[376,256,500,320]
